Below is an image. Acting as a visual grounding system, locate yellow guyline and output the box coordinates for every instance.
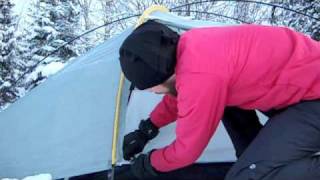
[111,4,169,167]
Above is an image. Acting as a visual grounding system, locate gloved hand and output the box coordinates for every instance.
[131,152,158,180]
[123,118,159,161]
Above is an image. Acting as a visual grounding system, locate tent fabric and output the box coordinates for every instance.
[0,10,268,179]
[0,29,132,179]
[120,90,238,164]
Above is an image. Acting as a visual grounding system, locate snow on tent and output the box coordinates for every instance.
[0,6,268,180]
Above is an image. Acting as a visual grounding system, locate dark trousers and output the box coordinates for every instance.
[223,101,320,180]
[222,107,263,158]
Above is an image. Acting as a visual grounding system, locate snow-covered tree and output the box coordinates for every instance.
[171,0,216,21]
[0,0,23,108]
[287,1,320,40]
[23,0,55,65]
[98,0,116,40]
[231,1,267,24]
[21,0,82,90]
[77,0,102,50]
[52,0,83,59]
[78,0,93,31]
[107,0,179,30]
[271,0,320,41]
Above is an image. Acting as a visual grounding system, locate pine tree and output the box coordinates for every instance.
[287,0,320,41]
[25,0,82,63]
[21,0,82,90]
[0,0,22,108]
[19,0,56,90]
[50,0,83,60]
[272,0,320,41]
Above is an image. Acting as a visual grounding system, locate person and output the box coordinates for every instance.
[119,20,320,180]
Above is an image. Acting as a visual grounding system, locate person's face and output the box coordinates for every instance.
[147,75,177,96]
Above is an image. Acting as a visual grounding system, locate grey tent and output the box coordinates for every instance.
[0,8,268,179]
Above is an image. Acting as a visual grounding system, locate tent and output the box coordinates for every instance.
[0,6,268,179]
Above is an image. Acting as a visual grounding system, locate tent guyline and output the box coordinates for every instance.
[12,14,141,88]
[171,9,250,24]
[10,1,319,89]
[171,0,320,21]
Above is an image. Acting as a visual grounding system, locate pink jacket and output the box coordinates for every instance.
[149,24,320,172]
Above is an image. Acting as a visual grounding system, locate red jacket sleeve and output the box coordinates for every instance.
[150,73,228,172]
[150,94,178,128]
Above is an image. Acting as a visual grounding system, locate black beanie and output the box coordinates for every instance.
[119,20,180,90]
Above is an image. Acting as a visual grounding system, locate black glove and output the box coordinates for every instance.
[123,118,159,161]
[131,152,158,180]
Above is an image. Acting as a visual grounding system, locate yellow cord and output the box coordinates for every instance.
[111,5,169,166]
[111,74,125,165]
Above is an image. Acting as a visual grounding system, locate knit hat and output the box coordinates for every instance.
[119,20,180,90]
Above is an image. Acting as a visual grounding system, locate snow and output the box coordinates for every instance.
[25,62,65,82]
[16,86,26,97]
[11,0,28,15]
[0,81,11,88]
[42,45,56,52]
[42,26,57,34]
[41,62,65,77]
[2,174,52,180]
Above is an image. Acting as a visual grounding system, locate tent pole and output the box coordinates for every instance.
[110,5,169,180]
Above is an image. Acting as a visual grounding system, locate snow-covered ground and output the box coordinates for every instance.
[2,174,52,180]
[25,61,65,83]
[14,61,64,97]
